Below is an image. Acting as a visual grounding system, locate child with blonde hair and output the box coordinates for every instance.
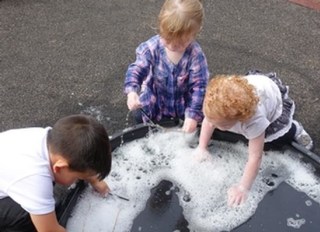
[124,0,209,133]
[197,70,313,206]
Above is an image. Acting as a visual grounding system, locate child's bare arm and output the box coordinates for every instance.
[30,212,66,232]
[198,117,215,150]
[228,132,265,206]
[240,132,265,190]
[182,117,198,133]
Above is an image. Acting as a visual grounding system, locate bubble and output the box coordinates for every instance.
[66,131,320,232]
[182,191,191,202]
[305,200,312,206]
[287,217,306,229]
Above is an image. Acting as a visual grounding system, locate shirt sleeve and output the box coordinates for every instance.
[229,108,270,140]
[7,174,55,215]
[184,45,209,122]
[243,114,270,140]
[124,41,154,94]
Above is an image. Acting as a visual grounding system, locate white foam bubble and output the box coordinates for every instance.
[305,200,312,206]
[66,131,320,232]
[287,217,306,229]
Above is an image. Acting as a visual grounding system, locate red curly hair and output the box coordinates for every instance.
[204,75,259,122]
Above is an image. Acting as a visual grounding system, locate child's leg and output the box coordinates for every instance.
[270,123,296,146]
[268,121,313,150]
[0,197,36,232]
[292,120,314,150]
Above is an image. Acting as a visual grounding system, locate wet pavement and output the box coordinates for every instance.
[0,0,319,154]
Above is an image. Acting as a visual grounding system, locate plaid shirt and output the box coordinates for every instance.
[124,35,209,122]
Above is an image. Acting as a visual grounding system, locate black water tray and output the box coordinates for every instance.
[56,124,320,231]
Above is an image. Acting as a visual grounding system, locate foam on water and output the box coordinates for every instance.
[66,131,320,232]
[287,217,306,229]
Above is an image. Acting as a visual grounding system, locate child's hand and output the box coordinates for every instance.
[127,92,142,110]
[227,184,248,207]
[93,180,111,195]
[87,177,111,195]
[193,146,212,162]
[182,117,197,133]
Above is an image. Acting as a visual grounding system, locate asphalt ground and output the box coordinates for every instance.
[1,0,319,156]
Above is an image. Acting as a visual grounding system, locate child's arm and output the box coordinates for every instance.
[184,47,209,124]
[182,117,198,133]
[86,176,110,195]
[124,47,152,111]
[30,212,66,232]
[124,42,153,110]
[228,132,265,206]
[198,117,215,151]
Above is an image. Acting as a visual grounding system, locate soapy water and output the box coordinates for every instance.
[66,130,320,232]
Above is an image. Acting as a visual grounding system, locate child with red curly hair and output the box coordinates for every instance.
[197,70,313,206]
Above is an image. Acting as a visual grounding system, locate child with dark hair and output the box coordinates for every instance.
[0,114,112,232]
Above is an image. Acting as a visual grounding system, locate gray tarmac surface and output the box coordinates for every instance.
[0,0,319,154]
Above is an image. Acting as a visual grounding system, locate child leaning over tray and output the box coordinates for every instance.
[196,70,313,207]
[0,115,112,232]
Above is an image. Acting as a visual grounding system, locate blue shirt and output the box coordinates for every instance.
[124,35,209,122]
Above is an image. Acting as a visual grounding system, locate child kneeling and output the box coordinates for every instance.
[0,115,112,232]
[197,70,313,206]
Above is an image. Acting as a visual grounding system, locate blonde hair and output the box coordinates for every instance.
[204,75,259,122]
[158,0,203,44]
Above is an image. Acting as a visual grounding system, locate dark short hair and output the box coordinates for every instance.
[47,114,111,180]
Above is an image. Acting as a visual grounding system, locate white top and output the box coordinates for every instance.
[0,127,55,215]
[228,74,282,141]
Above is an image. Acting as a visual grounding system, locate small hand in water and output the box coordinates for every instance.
[87,177,111,196]
[193,146,212,162]
[227,184,248,207]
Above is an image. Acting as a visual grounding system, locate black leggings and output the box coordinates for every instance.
[0,197,36,232]
[265,123,296,150]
